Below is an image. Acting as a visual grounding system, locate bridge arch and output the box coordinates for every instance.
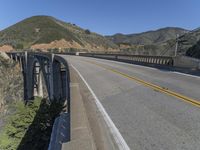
[26,56,51,101]
[20,53,70,103]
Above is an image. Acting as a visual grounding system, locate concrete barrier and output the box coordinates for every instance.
[61,66,122,150]
[173,56,200,70]
[79,53,200,70]
[62,68,96,150]
[80,53,174,66]
[48,113,70,150]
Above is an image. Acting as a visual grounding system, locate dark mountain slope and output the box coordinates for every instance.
[177,28,200,58]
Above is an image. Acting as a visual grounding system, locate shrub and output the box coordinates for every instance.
[15,43,24,49]
[85,29,91,34]
[0,97,65,150]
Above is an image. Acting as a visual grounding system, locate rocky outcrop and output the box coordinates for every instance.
[0,53,23,113]
[0,45,14,52]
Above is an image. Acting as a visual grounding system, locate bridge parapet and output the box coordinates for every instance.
[173,56,200,69]
[79,53,174,66]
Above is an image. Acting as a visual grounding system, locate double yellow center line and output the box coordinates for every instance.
[85,60,200,108]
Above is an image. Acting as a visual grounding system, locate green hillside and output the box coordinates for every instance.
[106,27,189,56]
[0,16,199,58]
[0,16,118,51]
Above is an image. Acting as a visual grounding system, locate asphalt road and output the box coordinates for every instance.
[62,55,200,150]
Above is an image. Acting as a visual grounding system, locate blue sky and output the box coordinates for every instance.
[0,0,199,35]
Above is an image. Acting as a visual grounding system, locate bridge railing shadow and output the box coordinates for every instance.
[17,98,65,150]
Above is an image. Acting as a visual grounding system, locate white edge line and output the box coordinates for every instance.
[171,71,200,79]
[71,64,130,150]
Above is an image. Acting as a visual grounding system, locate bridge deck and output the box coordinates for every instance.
[62,55,200,150]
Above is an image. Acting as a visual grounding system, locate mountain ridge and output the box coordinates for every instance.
[106,27,188,45]
[0,15,118,52]
[0,15,199,58]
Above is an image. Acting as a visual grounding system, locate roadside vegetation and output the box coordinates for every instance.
[0,97,64,150]
[0,54,65,150]
[0,98,42,149]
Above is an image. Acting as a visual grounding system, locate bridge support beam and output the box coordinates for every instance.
[33,62,44,98]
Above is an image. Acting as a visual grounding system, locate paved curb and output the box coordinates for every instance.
[62,67,96,150]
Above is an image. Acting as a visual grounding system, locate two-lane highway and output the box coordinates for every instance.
[63,55,200,150]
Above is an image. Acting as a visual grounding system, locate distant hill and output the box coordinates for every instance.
[106,27,187,45]
[0,16,118,52]
[186,40,200,59]
[106,27,188,56]
[0,16,199,58]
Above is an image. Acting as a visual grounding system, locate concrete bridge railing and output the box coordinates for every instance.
[78,53,200,69]
[79,53,174,66]
[173,56,200,70]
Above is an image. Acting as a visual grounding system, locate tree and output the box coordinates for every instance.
[85,29,91,34]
